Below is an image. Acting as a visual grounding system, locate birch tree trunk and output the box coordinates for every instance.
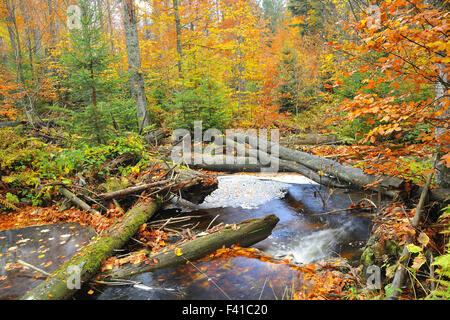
[122,0,151,131]
[435,61,450,188]
[173,0,183,76]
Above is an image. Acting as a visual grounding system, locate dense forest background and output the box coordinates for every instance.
[0,0,448,186]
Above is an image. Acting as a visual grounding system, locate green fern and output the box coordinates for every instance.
[430,206,450,300]
[0,195,19,212]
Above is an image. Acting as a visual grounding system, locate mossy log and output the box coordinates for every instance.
[19,201,159,300]
[103,214,280,279]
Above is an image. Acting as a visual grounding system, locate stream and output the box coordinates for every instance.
[86,173,375,300]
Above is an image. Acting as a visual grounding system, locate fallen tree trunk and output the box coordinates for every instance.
[19,201,159,300]
[193,154,348,189]
[193,156,265,173]
[60,187,101,216]
[0,121,28,128]
[229,132,404,196]
[196,138,351,188]
[98,179,172,200]
[103,214,280,279]
[281,134,339,146]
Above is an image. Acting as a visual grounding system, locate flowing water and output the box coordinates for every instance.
[90,173,375,300]
[0,173,375,300]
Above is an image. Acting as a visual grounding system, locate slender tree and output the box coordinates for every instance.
[122,0,151,131]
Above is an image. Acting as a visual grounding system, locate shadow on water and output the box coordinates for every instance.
[88,174,377,300]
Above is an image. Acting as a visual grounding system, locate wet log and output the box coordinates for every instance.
[19,201,159,300]
[103,214,280,279]
[229,132,403,196]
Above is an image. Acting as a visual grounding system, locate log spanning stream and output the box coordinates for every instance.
[0,173,375,300]
[89,173,374,300]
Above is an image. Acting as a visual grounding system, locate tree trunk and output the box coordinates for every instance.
[229,132,404,195]
[19,201,159,300]
[172,0,183,76]
[102,214,280,279]
[105,0,115,52]
[435,60,450,188]
[122,0,151,131]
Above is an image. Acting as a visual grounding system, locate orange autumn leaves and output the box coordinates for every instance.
[0,206,120,233]
[332,0,450,176]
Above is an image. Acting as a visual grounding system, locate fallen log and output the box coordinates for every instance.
[60,187,101,216]
[281,133,339,146]
[198,138,349,188]
[0,120,28,128]
[19,201,159,300]
[193,156,265,172]
[102,214,280,279]
[98,179,172,200]
[193,154,348,188]
[229,132,404,196]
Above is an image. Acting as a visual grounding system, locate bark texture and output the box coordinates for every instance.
[103,214,280,279]
[122,0,151,130]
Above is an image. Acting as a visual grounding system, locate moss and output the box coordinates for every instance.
[361,246,375,267]
[384,240,400,257]
[20,201,159,300]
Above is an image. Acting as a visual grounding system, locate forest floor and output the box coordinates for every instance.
[0,126,449,300]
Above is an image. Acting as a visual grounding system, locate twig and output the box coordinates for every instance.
[181,256,232,300]
[259,277,269,300]
[310,204,375,216]
[206,215,220,231]
[18,260,52,277]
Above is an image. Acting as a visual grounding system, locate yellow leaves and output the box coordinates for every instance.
[175,248,184,256]
[426,40,449,52]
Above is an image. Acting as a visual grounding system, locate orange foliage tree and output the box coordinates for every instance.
[334,0,449,187]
